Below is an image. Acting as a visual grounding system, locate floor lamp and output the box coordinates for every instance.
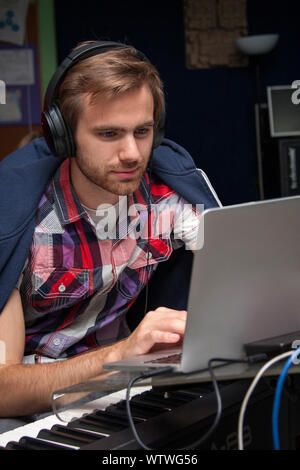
[235,34,279,200]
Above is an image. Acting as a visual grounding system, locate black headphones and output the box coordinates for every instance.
[41,40,165,158]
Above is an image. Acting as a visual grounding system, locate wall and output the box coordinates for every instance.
[37,0,57,98]
[53,0,300,205]
[0,0,57,160]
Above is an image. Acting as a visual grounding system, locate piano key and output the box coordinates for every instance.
[83,411,128,428]
[132,391,186,408]
[94,408,143,424]
[71,414,126,433]
[164,390,202,401]
[37,427,98,448]
[51,424,102,442]
[130,395,172,411]
[151,390,200,404]
[15,436,71,450]
[33,436,79,450]
[93,409,140,426]
[111,399,167,419]
[67,418,112,435]
[6,441,31,450]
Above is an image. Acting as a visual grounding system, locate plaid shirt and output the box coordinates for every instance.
[19,158,200,362]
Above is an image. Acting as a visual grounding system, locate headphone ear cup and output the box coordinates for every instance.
[41,101,76,158]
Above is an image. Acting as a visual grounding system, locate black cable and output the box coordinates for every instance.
[183,354,267,450]
[143,161,152,318]
[125,354,267,450]
[125,366,175,450]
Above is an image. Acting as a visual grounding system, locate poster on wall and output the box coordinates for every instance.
[0,43,41,126]
[0,0,28,45]
[183,0,248,69]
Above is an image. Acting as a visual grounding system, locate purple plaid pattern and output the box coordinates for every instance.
[19,158,199,361]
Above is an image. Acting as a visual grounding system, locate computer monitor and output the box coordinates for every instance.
[267,85,300,137]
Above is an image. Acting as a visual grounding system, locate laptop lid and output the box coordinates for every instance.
[104,195,300,375]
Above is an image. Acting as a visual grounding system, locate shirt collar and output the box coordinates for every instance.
[52,158,87,225]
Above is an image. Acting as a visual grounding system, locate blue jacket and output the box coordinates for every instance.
[0,137,220,317]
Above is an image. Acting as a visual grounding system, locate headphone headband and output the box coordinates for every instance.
[42,40,165,158]
[44,41,148,110]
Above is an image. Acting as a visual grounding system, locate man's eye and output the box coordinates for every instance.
[99,131,116,138]
[135,128,149,136]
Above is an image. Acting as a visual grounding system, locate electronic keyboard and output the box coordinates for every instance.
[0,379,261,450]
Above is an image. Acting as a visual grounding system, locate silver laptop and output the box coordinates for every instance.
[104,195,300,374]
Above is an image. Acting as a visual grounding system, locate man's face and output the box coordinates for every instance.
[73,84,155,201]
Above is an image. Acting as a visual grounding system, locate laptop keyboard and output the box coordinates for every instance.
[145,353,182,364]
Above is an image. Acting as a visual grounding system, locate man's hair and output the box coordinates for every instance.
[57,41,165,133]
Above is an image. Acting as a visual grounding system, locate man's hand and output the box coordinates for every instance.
[120,307,187,358]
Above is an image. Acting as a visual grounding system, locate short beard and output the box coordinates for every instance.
[74,150,148,196]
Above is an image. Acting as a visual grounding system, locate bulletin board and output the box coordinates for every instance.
[0,1,42,161]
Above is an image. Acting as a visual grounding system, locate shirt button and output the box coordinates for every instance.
[58,283,66,293]
[53,338,61,346]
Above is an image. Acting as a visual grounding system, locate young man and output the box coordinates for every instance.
[0,41,220,419]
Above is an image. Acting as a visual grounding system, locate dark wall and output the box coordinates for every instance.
[54,0,300,205]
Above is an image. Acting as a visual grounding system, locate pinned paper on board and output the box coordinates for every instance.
[0,48,34,85]
[0,0,29,45]
[0,87,22,122]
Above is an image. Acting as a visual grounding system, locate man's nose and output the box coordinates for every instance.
[118,134,141,163]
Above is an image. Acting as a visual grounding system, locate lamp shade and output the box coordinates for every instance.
[235,34,279,55]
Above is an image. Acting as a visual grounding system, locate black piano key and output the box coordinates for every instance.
[85,411,128,429]
[149,389,198,403]
[104,405,138,420]
[130,394,172,410]
[75,413,127,432]
[164,390,201,401]
[6,441,30,450]
[51,424,102,442]
[18,436,71,450]
[153,383,212,396]
[94,408,143,424]
[37,427,99,448]
[92,409,134,426]
[132,391,186,409]
[68,417,119,435]
[112,399,167,419]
